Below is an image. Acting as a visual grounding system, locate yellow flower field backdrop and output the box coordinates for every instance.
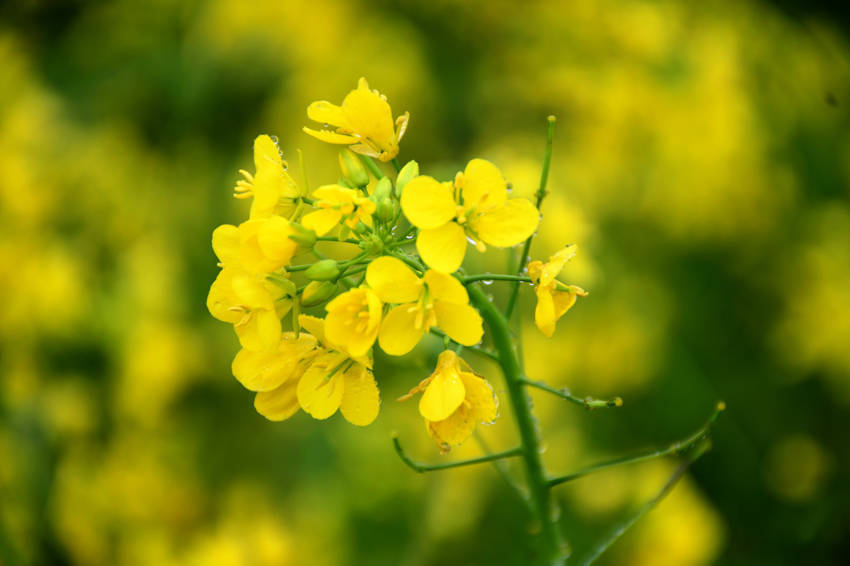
[2,1,849,565]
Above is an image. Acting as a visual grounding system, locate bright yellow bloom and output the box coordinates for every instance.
[233,135,302,220]
[212,216,298,274]
[324,287,382,358]
[527,245,588,337]
[300,185,376,236]
[365,256,483,355]
[207,268,294,351]
[295,315,380,426]
[400,350,498,451]
[232,331,321,421]
[303,77,409,162]
[401,159,540,272]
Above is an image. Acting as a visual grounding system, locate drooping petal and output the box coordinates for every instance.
[427,404,475,449]
[366,256,422,304]
[433,301,483,346]
[306,101,351,129]
[302,127,359,145]
[540,245,577,286]
[378,305,427,356]
[254,379,300,421]
[460,158,507,210]
[253,135,283,171]
[297,354,346,420]
[232,348,291,392]
[459,372,498,423]
[534,286,557,338]
[416,222,467,273]
[212,224,241,267]
[423,270,468,305]
[419,363,465,421]
[301,208,342,236]
[340,363,380,426]
[475,199,540,248]
[400,176,457,229]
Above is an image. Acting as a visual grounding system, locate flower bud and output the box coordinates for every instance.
[305,259,340,281]
[300,280,337,307]
[377,199,397,223]
[372,176,393,202]
[394,160,419,197]
[338,149,370,187]
[288,223,317,248]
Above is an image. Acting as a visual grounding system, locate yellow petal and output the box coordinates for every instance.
[298,314,328,348]
[540,245,577,286]
[232,348,290,392]
[475,199,540,248]
[340,363,380,426]
[461,158,507,210]
[297,354,346,419]
[423,270,468,304]
[306,101,350,129]
[212,224,241,266]
[366,256,422,303]
[301,208,342,236]
[342,82,395,152]
[303,127,358,144]
[257,216,296,265]
[253,135,283,172]
[378,305,427,356]
[416,222,467,273]
[534,286,557,338]
[312,185,357,203]
[427,404,475,449]
[254,379,300,421]
[401,176,457,229]
[433,301,483,346]
[231,272,276,309]
[235,309,281,351]
[419,359,465,421]
[459,372,498,423]
[207,270,241,323]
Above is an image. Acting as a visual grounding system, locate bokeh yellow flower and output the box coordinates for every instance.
[528,245,588,337]
[364,256,483,355]
[400,350,498,451]
[234,134,302,220]
[401,158,539,272]
[303,77,409,162]
[300,185,376,236]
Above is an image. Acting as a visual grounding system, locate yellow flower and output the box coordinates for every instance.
[400,350,498,451]
[212,217,298,274]
[233,135,302,220]
[303,77,409,162]
[365,256,483,355]
[300,185,376,236]
[401,158,540,272]
[207,268,294,351]
[232,331,321,421]
[295,315,380,426]
[324,287,382,358]
[527,245,588,337]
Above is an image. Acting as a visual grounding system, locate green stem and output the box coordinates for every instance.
[474,432,533,512]
[462,273,532,284]
[392,435,522,473]
[505,116,556,319]
[358,154,385,180]
[469,284,568,565]
[519,378,623,410]
[577,439,712,566]
[548,402,725,488]
[315,236,361,244]
[428,328,499,362]
[387,251,426,274]
[391,157,402,172]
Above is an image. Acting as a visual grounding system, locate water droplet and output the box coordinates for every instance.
[482,279,494,285]
[538,439,549,454]
[322,123,330,129]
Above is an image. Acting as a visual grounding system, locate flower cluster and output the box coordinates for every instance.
[208,78,586,448]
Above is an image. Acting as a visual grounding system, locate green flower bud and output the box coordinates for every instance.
[395,160,419,197]
[288,223,317,248]
[377,199,397,223]
[305,259,340,281]
[372,176,393,202]
[338,149,370,187]
[300,281,337,307]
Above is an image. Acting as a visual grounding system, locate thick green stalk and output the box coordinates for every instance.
[469,284,567,565]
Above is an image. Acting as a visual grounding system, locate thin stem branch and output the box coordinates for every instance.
[577,439,712,566]
[428,328,499,362]
[391,157,402,172]
[462,273,532,284]
[519,378,623,410]
[548,402,725,488]
[358,154,385,180]
[315,236,362,244]
[474,432,533,512]
[505,116,556,319]
[392,435,522,473]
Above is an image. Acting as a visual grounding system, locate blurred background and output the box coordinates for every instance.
[2,0,849,564]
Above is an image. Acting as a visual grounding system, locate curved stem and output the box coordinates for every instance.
[393,435,522,473]
[519,378,623,410]
[469,284,568,565]
[505,116,556,319]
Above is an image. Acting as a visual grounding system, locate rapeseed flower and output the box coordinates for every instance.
[303,77,409,162]
[364,256,483,355]
[295,315,380,426]
[300,185,376,236]
[399,350,498,451]
[206,268,294,351]
[233,135,302,220]
[401,158,539,272]
[527,245,588,337]
[324,287,382,358]
[212,217,298,274]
